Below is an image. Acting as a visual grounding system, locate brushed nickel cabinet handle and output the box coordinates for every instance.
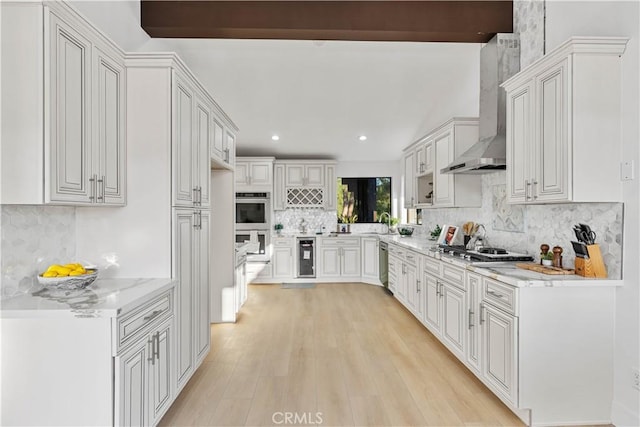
[468,309,474,329]
[479,303,485,324]
[97,176,104,201]
[487,290,505,299]
[89,175,96,201]
[154,332,160,361]
[147,337,155,364]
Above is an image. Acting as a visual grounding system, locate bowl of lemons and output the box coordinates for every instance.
[38,263,98,290]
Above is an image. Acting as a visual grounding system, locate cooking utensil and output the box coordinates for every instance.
[575,223,596,244]
[571,241,589,259]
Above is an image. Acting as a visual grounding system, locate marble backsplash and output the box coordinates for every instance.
[274,208,338,234]
[415,172,623,279]
[1,205,77,296]
[514,0,546,68]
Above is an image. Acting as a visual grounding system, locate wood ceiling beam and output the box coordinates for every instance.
[141,1,513,43]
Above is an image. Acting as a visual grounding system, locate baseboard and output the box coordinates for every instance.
[612,400,640,427]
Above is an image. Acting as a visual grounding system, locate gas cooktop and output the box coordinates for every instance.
[437,245,534,262]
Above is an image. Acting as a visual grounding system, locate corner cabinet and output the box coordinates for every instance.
[2,2,126,205]
[503,37,628,204]
[403,118,480,209]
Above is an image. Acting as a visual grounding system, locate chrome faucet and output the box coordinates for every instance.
[379,212,391,234]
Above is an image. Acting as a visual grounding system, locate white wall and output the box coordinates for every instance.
[545,2,640,425]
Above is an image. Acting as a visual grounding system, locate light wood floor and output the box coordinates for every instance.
[160,283,526,426]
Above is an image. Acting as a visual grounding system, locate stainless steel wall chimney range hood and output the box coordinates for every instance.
[442,34,520,174]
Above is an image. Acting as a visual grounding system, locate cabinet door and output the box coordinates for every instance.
[273,246,293,279]
[415,145,425,175]
[434,130,454,206]
[225,130,236,165]
[423,273,441,334]
[441,283,466,360]
[318,246,340,277]
[424,142,433,172]
[285,164,305,186]
[195,211,210,365]
[234,161,249,186]
[535,59,569,202]
[115,338,148,427]
[195,96,211,208]
[360,238,379,281]
[173,74,195,207]
[273,164,286,210]
[415,267,425,321]
[404,262,418,314]
[403,151,415,208]
[149,318,173,425]
[506,82,533,203]
[93,46,125,205]
[482,303,518,405]
[305,164,324,186]
[211,116,225,160]
[466,272,482,374]
[48,13,92,203]
[324,164,336,211]
[249,162,273,186]
[341,246,361,278]
[173,210,194,391]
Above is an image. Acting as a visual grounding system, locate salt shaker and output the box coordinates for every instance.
[552,246,563,268]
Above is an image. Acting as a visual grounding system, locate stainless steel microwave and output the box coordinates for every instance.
[235,192,270,230]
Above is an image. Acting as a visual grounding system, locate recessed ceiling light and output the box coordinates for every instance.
[359,135,367,141]
[271,135,280,141]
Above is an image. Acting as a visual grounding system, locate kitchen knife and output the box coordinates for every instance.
[571,241,590,259]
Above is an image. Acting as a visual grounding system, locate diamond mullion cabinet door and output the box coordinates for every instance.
[173,209,195,392]
[148,317,174,426]
[48,11,93,204]
[93,45,126,205]
[114,336,149,427]
[534,59,569,202]
[465,272,482,375]
[482,302,518,406]
[506,81,534,203]
[172,72,196,207]
[194,210,211,366]
[403,150,415,208]
[194,95,212,208]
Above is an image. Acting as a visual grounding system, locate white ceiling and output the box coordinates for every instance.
[143,38,482,162]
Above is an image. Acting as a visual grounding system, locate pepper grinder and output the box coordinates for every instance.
[552,246,563,268]
[540,244,550,265]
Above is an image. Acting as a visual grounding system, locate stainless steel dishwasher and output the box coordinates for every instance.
[297,238,316,278]
[379,241,389,291]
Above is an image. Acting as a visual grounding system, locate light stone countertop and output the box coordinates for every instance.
[1,277,176,319]
[379,235,622,288]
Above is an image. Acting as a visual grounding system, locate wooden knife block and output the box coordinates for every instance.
[574,244,607,278]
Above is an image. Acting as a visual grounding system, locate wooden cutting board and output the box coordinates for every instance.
[515,263,575,275]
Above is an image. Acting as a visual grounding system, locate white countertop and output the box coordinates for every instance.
[379,235,622,288]
[1,277,176,319]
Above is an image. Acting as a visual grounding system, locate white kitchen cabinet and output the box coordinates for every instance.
[503,37,628,204]
[286,163,324,187]
[388,253,400,294]
[403,259,421,319]
[441,281,466,360]
[116,316,174,427]
[225,129,236,166]
[272,237,295,279]
[194,95,212,209]
[423,273,441,333]
[211,116,226,161]
[273,163,286,210]
[324,164,337,211]
[317,237,361,279]
[415,141,434,176]
[481,301,518,406]
[403,150,415,208]
[465,272,482,375]
[173,208,210,393]
[235,157,275,190]
[1,2,126,205]
[360,237,380,284]
[235,253,247,310]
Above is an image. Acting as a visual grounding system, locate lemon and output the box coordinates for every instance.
[46,264,62,273]
[69,270,84,276]
[42,271,58,278]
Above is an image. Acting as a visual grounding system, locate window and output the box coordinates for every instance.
[337,177,391,223]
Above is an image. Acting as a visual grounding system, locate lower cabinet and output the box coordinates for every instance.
[317,238,361,279]
[360,237,380,284]
[272,237,295,279]
[115,316,173,427]
[465,272,482,374]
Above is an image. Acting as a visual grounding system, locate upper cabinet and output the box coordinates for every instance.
[274,160,336,210]
[404,118,481,209]
[235,157,275,191]
[502,37,629,204]
[2,2,126,205]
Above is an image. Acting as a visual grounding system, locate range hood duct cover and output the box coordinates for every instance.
[442,34,520,174]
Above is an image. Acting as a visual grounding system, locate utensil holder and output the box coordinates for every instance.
[574,244,607,278]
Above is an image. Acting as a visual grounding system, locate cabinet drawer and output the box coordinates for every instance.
[273,237,294,247]
[483,278,517,315]
[424,257,441,276]
[388,244,405,258]
[442,264,465,289]
[319,237,359,246]
[404,251,419,266]
[117,290,173,351]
